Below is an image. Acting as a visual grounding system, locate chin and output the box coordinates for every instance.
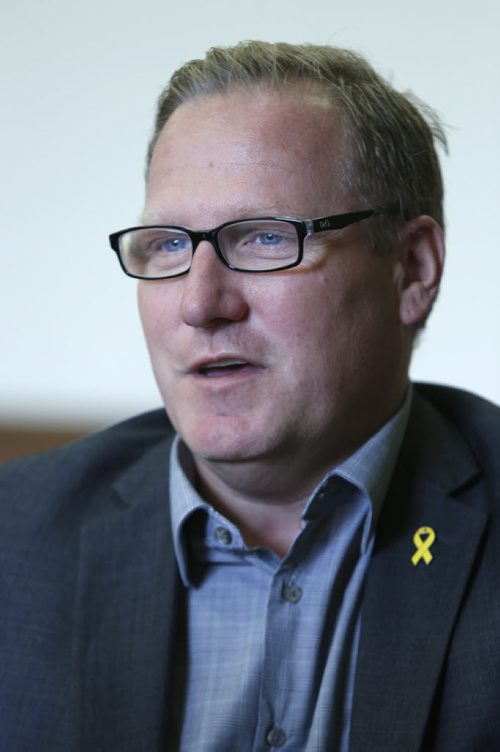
[175,413,269,464]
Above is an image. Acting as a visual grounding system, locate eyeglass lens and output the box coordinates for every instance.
[118,220,300,278]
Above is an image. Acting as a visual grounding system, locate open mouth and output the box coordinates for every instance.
[198,358,252,377]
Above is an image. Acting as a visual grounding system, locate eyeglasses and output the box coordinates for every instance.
[109,208,398,280]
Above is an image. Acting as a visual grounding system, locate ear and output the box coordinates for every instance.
[398,215,445,326]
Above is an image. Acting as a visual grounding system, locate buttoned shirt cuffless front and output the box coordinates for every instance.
[168,387,413,752]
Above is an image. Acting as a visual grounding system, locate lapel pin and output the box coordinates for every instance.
[411,526,436,566]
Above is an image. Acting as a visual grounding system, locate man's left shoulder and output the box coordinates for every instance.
[414,381,500,468]
[415,381,500,424]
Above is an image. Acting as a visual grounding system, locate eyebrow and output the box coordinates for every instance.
[139,205,310,226]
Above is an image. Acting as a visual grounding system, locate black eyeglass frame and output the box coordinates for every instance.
[109,208,399,280]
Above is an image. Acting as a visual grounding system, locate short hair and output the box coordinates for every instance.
[146,41,447,254]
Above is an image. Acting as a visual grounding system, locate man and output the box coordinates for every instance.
[1,41,499,751]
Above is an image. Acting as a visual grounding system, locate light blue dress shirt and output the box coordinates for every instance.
[169,389,412,751]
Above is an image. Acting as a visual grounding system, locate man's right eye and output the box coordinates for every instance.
[158,235,190,253]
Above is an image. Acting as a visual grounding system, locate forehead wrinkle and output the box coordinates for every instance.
[146,148,294,214]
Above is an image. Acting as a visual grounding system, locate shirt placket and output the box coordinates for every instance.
[252,557,304,751]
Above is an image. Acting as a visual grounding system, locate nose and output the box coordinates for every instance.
[180,240,249,328]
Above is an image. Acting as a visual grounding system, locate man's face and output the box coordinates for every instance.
[138,88,410,476]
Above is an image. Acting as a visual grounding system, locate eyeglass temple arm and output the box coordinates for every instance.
[307,208,401,235]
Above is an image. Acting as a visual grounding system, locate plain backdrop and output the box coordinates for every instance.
[1,0,499,428]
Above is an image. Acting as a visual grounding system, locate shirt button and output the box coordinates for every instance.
[282,583,302,603]
[266,726,287,748]
[214,526,232,545]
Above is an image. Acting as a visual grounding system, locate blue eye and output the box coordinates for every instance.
[161,236,190,253]
[254,232,285,245]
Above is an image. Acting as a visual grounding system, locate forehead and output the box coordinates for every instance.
[145,87,350,224]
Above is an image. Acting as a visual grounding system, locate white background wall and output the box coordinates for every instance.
[1,0,499,428]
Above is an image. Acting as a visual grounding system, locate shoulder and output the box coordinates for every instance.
[406,382,500,522]
[0,408,176,605]
[415,381,500,426]
[0,408,175,521]
[414,381,500,461]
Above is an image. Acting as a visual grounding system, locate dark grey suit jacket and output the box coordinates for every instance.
[1,383,499,751]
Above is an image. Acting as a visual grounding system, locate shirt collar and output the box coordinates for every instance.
[170,385,413,586]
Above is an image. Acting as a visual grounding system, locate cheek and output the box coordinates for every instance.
[137,283,178,349]
[278,264,398,369]
[257,277,340,378]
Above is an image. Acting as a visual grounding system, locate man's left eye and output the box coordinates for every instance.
[254,232,284,245]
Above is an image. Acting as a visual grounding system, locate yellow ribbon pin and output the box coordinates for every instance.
[411,526,436,566]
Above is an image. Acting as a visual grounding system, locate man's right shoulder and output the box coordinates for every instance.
[0,408,175,520]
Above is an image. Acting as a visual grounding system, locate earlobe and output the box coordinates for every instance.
[398,216,445,326]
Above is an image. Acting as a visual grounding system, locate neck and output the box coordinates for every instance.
[192,432,355,557]
[196,468,307,558]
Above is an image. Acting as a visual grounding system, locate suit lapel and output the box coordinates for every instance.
[350,392,488,752]
[75,437,183,751]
